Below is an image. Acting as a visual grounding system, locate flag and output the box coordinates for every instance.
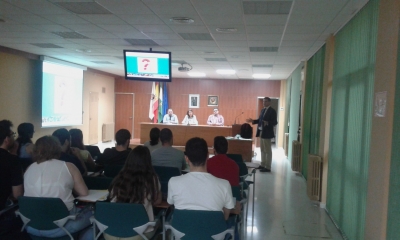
[158,82,163,123]
[153,82,160,123]
[149,82,155,120]
[162,82,169,118]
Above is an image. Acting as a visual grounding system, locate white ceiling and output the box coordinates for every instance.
[0,0,369,80]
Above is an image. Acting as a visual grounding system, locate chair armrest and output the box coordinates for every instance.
[211,227,235,240]
[165,223,185,240]
[53,214,78,240]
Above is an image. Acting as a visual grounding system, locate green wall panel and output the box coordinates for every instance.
[326,0,379,239]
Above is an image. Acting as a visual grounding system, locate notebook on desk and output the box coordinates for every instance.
[76,190,108,202]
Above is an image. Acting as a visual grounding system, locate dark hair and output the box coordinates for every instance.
[185,137,208,166]
[160,128,173,144]
[33,136,62,163]
[109,146,160,204]
[17,123,34,145]
[69,129,85,150]
[187,109,193,118]
[52,128,70,146]
[149,127,160,146]
[213,136,228,154]
[115,129,131,146]
[0,120,13,146]
[264,97,271,102]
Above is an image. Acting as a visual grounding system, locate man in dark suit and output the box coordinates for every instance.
[246,97,277,172]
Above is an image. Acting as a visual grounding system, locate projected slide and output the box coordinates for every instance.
[42,61,83,127]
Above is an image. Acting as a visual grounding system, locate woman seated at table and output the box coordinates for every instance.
[143,127,162,152]
[107,146,161,240]
[181,109,198,125]
[24,136,93,240]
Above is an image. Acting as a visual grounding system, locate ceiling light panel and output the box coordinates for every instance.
[55,2,112,14]
[204,58,227,62]
[52,32,89,39]
[243,1,293,15]
[249,47,279,52]
[179,33,214,41]
[252,64,273,68]
[30,43,63,48]
[124,39,159,46]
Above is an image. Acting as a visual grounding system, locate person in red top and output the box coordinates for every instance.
[207,136,239,186]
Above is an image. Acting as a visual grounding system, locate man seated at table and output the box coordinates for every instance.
[207,136,239,187]
[151,128,186,171]
[207,108,224,126]
[97,129,131,166]
[163,109,178,124]
[167,137,238,220]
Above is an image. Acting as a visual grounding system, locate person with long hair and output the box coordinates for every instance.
[24,136,92,239]
[69,129,96,171]
[107,146,161,240]
[16,122,34,158]
[181,109,198,125]
[143,127,162,152]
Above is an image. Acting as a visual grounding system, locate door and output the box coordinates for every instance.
[88,92,99,144]
[115,93,134,138]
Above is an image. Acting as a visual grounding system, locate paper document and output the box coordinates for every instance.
[76,190,108,202]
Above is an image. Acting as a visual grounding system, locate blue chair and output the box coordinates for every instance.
[153,166,181,198]
[92,202,159,240]
[16,197,79,240]
[83,176,113,190]
[165,209,234,240]
[103,164,123,178]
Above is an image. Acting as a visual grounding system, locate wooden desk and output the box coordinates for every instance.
[140,123,232,147]
[226,138,253,162]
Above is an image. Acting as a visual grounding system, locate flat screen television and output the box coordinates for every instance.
[123,50,172,82]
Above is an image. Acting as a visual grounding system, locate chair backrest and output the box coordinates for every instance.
[84,145,102,160]
[231,186,242,202]
[171,209,229,239]
[83,176,113,190]
[95,202,149,238]
[153,166,181,195]
[103,165,124,178]
[227,154,248,176]
[240,123,253,139]
[18,196,70,230]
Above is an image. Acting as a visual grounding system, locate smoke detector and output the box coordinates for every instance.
[178,63,192,72]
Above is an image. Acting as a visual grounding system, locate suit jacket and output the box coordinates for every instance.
[252,107,277,139]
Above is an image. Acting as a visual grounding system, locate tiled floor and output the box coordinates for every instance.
[95,141,343,240]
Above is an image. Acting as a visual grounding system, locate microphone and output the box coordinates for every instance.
[234,112,244,125]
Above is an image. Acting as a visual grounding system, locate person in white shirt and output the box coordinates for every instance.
[207,108,224,126]
[181,109,198,125]
[167,137,238,220]
[163,109,178,124]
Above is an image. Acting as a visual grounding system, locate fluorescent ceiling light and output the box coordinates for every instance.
[216,69,236,75]
[252,73,271,79]
[187,72,206,77]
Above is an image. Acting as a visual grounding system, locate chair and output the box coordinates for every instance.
[92,201,158,240]
[165,209,234,240]
[16,196,78,240]
[84,145,102,161]
[103,164,123,178]
[153,166,181,198]
[83,176,113,190]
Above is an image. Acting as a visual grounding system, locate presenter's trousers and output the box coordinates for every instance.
[260,137,272,170]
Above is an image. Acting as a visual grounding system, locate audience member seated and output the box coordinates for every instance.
[167,137,236,220]
[162,109,178,124]
[16,122,34,158]
[107,146,161,240]
[97,129,131,166]
[207,136,240,187]
[207,108,224,126]
[52,128,87,175]
[181,109,198,125]
[151,128,185,171]
[0,121,23,234]
[144,127,162,152]
[69,129,96,171]
[24,136,92,240]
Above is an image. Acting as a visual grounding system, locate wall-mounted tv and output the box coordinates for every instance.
[123,50,172,82]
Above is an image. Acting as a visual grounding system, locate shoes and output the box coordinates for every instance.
[260,168,271,172]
